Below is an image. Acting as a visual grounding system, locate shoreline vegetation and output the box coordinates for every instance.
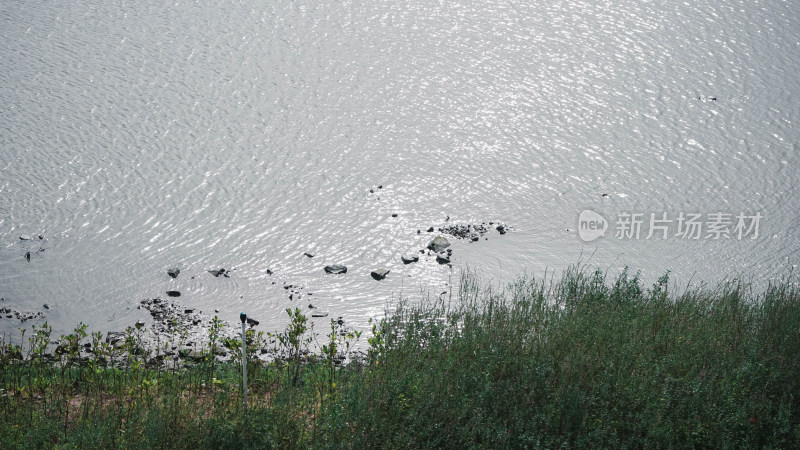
[1,266,799,448]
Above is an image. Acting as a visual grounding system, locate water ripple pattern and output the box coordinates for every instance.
[1,0,798,335]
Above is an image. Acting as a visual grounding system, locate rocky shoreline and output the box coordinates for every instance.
[4,219,512,366]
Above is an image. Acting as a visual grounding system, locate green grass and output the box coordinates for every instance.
[2,266,799,448]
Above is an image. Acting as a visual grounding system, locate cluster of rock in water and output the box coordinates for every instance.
[439,222,509,239]
[150,222,511,354]
[0,305,45,322]
[326,221,513,278]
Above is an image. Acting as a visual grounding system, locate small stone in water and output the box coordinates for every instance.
[371,269,390,280]
[324,265,348,274]
[208,269,227,277]
[401,254,419,264]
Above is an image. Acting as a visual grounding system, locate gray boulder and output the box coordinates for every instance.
[324,265,348,274]
[106,331,126,348]
[427,236,451,253]
[371,269,390,280]
[401,254,419,264]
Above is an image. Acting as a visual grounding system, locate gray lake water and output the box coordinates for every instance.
[1,0,798,338]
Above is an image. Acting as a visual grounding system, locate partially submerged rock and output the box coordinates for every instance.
[427,236,451,253]
[208,268,229,277]
[401,254,419,264]
[324,265,348,274]
[167,268,181,278]
[371,269,390,280]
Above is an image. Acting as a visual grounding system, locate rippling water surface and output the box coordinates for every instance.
[1,0,798,336]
